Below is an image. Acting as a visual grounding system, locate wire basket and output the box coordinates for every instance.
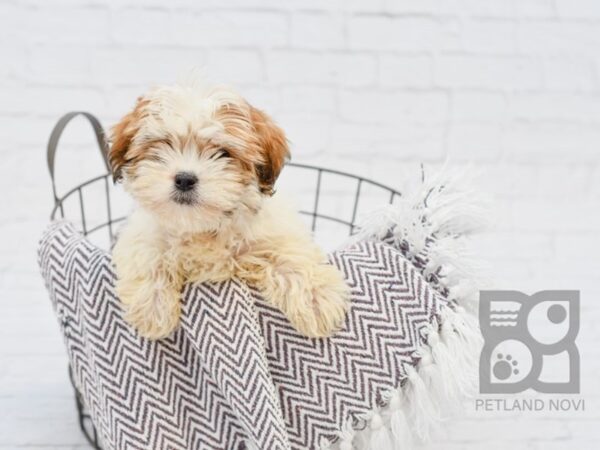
[47,112,401,449]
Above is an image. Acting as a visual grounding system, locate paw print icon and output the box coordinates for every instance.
[493,353,520,380]
[479,290,580,394]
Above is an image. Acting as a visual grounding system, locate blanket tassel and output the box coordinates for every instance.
[367,412,394,450]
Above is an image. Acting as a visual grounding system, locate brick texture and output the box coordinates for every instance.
[0,0,598,448]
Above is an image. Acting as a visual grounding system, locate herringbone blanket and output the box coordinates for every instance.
[39,173,483,449]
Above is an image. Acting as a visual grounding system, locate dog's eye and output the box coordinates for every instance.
[216,149,230,159]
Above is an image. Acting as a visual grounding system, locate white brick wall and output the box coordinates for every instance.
[1,0,599,448]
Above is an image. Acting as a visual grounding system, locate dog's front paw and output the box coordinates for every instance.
[118,281,181,340]
[291,264,350,338]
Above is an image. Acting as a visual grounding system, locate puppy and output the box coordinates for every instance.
[109,80,349,340]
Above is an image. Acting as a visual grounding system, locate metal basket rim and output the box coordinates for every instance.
[50,163,401,217]
[47,111,402,239]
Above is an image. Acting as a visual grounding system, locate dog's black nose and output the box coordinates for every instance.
[174,172,198,192]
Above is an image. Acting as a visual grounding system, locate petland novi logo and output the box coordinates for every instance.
[479,290,580,394]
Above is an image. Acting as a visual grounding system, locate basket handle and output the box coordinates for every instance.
[47,111,110,202]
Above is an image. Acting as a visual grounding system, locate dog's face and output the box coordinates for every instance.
[109,83,289,233]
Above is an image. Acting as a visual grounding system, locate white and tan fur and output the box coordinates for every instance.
[110,80,349,340]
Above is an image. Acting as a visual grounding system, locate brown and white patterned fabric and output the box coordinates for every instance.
[38,176,483,450]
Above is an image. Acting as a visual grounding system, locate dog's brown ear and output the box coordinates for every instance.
[249,105,290,195]
[109,97,147,181]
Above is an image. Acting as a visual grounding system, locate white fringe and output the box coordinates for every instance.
[325,306,482,450]
[328,166,486,449]
[350,165,490,310]
[388,391,412,448]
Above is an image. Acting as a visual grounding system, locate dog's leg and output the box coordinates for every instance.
[239,234,350,338]
[112,212,182,339]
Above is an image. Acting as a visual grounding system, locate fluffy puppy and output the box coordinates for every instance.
[109,81,349,340]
